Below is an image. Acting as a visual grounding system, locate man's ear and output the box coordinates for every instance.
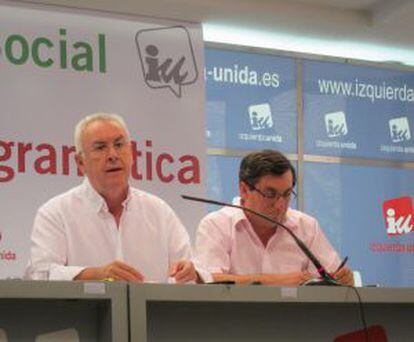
[75,153,85,174]
[239,181,249,199]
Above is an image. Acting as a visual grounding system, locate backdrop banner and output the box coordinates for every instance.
[0,3,206,278]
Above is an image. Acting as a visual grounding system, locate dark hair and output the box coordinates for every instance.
[239,150,296,187]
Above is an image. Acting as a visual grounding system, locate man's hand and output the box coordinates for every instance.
[75,260,144,282]
[334,267,354,286]
[169,260,197,283]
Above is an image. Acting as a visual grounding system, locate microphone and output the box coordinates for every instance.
[182,194,340,286]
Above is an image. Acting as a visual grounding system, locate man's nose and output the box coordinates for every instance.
[272,196,286,210]
[107,145,119,160]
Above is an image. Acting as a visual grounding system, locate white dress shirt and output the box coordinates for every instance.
[25,178,195,282]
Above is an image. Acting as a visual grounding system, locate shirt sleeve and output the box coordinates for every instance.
[164,203,212,282]
[166,205,193,262]
[306,218,341,275]
[195,213,232,275]
[24,203,85,281]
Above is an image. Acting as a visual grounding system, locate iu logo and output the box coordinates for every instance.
[324,111,348,138]
[382,197,413,236]
[135,26,198,97]
[248,103,273,131]
[389,116,411,143]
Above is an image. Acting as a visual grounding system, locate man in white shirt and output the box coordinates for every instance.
[25,113,199,283]
[195,150,354,286]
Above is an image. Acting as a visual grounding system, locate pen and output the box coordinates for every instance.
[334,256,348,273]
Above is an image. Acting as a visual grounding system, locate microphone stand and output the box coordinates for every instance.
[182,194,340,286]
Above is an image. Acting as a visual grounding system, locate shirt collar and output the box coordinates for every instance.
[234,207,249,227]
[232,198,251,230]
[81,178,132,213]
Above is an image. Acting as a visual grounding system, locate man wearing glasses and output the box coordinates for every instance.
[195,150,353,286]
[25,113,202,283]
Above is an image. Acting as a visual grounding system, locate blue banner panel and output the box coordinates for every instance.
[207,155,241,209]
[207,155,298,211]
[304,162,414,287]
[205,48,297,152]
[303,60,414,161]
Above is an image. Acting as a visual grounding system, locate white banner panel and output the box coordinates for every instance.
[0,3,206,278]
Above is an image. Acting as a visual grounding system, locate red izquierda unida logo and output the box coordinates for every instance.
[382,197,413,236]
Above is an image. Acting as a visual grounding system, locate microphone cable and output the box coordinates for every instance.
[342,284,369,342]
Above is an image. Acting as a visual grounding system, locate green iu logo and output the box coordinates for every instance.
[0,28,106,73]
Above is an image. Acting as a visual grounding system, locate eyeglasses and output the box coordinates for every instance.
[248,183,297,202]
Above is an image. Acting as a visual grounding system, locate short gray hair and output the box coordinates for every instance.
[74,113,130,153]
